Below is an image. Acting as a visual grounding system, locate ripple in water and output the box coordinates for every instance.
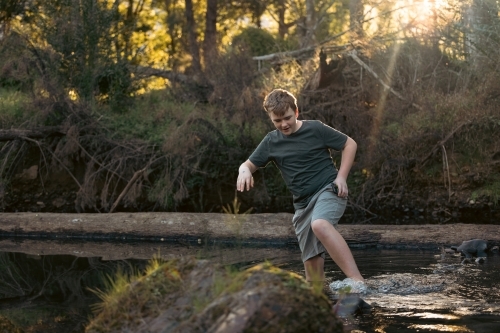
[349,251,500,333]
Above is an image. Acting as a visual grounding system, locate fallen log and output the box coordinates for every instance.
[0,127,66,141]
[1,212,499,250]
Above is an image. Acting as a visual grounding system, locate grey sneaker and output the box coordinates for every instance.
[329,278,368,294]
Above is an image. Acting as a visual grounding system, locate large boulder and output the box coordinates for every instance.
[86,257,344,333]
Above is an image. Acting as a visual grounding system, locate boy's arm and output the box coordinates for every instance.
[334,137,357,198]
[237,159,258,192]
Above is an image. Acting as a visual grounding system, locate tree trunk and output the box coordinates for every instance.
[277,0,287,38]
[203,0,218,66]
[465,0,497,69]
[164,0,181,70]
[276,0,296,39]
[349,0,364,39]
[184,0,202,75]
[301,0,317,48]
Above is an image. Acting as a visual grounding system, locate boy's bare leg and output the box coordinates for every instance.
[304,255,325,282]
[311,219,364,281]
[304,255,325,292]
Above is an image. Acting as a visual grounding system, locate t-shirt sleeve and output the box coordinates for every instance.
[248,134,272,167]
[317,122,348,151]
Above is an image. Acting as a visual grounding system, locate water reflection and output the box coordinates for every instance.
[408,324,473,332]
[0,240,499,333]
[0,251,146,333]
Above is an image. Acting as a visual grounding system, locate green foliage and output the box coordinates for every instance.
[147,176,175,210]
[471,175,500,205]
[104,90,188,143]
[88,258,194,331]
[34,1,115,99]
[232,27,277,56]
[95,62,135,112]
[0,88,31,127]
[274,35,300,52]
[261,60,307,98]
[12,0,142,110]
[0,308,54,328]
[100,87,270,211]
[2,0,500,216]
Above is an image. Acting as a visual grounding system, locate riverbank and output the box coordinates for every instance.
[1,212,500,250]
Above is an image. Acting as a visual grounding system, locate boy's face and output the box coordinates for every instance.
[269,108,300,135]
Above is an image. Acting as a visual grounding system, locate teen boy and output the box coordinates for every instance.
[236,88,365,290]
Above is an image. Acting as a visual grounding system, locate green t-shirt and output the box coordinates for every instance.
[249,120,347,210]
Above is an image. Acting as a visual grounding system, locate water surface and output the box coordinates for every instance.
[0,239,499,332]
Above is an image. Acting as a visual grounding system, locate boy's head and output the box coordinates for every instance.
[263,89,298,117]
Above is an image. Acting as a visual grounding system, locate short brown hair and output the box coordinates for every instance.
[263,89,298,116]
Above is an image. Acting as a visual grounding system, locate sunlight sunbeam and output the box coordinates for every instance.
[366,42,402,163]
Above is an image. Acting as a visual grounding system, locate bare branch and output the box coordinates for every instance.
[20,136,82,190]
[348,49,423,111]
[0,127,65,142]
[130,65,188,83]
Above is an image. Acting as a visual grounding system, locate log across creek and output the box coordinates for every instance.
[1,212,499,252]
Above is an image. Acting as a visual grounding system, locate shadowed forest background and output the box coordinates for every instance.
[0,0,499,224]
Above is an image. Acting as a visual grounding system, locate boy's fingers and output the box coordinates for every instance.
[237,178,245,191]
[338,185,348,197]
[237,175,254,192]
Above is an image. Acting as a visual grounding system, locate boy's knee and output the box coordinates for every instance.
[311,219,330,235]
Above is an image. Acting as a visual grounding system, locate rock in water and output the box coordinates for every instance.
[86,257,344,333]
[332,294,372,317]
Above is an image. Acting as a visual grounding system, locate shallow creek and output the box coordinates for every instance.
[0,239,499,332]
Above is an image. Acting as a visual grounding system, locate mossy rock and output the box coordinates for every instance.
[86,257,343,333]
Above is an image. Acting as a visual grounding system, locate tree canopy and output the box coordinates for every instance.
[0,0,499,222]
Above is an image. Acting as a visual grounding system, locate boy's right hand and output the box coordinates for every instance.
[237,161,257,191]
[237,166,254,191]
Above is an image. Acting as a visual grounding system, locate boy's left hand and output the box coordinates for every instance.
[334,177,348,198]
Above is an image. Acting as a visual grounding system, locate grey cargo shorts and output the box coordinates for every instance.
[292,183,347,262]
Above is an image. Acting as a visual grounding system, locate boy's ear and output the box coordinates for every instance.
[295,108,299,117]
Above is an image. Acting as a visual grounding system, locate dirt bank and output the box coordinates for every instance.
[1,212,500,250]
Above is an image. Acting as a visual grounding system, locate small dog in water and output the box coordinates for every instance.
[450,239,498,264]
